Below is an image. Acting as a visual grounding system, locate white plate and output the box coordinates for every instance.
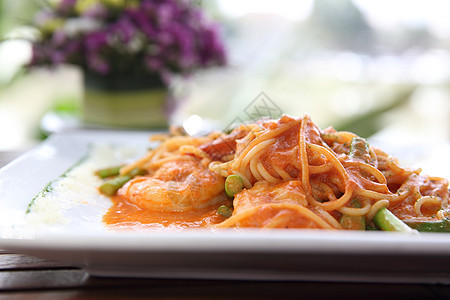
[1,130,450,283]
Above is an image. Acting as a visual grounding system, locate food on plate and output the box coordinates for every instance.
[98,114,450,231]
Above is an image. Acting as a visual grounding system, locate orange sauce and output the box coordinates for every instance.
[103,195,231,231]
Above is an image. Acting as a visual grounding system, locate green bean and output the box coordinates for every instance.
[95,165,123,178]
[217,205,233,218]
[224,175,244,197]
[403,219,450,233]
[340,200,365,230]
[127,167,147,177]
[99,167,147,196]
[373,207,417,233]
[99,175,132,196]
[365,224,379,231]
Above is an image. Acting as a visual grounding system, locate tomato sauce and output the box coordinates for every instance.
[103,195,230,230]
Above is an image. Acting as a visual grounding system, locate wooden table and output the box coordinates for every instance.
[1,153,450,299]
[1,248,450,299]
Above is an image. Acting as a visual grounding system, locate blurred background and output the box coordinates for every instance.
[1,0,450,170]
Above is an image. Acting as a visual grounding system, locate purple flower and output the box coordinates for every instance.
[51,51,66,64]
[145,56,163,71]
[84,31,109,74]
[111,17,136,43]
[199,25,227,65]
[126,10,154,37]
[82,3,108,19]
[64,39,82,59]
[85,31,108,52]
[156,3,175,28]
[33,10,56,28]
[52,29,67,46]
[157,31,173,47]
[57,0,77,15]
[87,53,110,74]
[29,0,227,79]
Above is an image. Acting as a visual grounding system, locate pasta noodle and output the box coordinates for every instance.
[101,115,450,231]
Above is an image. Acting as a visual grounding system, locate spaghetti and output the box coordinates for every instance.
[101,115,450,231]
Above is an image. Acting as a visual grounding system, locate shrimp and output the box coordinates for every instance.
[216,180,333,229]
[117,157,225,212]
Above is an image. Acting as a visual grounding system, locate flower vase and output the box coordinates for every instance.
[82,72,169,128]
